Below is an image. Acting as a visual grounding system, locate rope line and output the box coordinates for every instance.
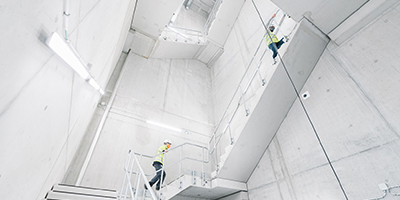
[250,0,349,199]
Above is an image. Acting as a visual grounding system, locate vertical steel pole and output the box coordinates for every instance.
[120,150,131,199]
[202,147,205,186]
[179,146,182,189]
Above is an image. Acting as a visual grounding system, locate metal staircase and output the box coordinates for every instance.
[119,143,247,200]
[43,9,302,200]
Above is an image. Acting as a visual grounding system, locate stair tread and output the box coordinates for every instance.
[46,190,117,200]
[52,184,117,197]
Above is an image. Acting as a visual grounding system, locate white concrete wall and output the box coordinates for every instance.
[247,3,400,199]
[80,53,214,189]
[0,0,134,199]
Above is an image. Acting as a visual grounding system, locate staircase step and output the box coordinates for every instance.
[45,190,117,200]
[45,184,117,200]
[52,184,117,197]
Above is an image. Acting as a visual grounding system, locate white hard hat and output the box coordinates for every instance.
[164,139,172,144]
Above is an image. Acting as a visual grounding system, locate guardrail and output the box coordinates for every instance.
[119,142,209,200]
[161,26,204,44]
[160,0,223,44]
[208,9,295,172]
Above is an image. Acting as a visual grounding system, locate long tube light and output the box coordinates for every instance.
[146,120,182,132]
[46,32,104,95]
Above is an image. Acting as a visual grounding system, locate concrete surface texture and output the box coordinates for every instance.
[0,0,134,199]
[247,2,400,200]
[78,53,215,190]
[2,0,400,199]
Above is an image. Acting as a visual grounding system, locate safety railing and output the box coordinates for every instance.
[160,0,222,44]
[208,33,269,171]
[119,142,209,200]
[161,26,204,44]
[208,10,294,172]
[202,0,223,37]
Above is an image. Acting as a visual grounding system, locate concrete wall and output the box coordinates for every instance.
[0,1,134,199]
[79,53,214,189]
[247,3,400,199]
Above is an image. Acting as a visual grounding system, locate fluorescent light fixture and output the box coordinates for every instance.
[47,32,104,95]
[47,32,90,79]
[146,120,182,132]
[88,78,104,95]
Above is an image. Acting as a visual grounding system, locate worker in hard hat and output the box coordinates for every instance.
[265,25,286,64]
[145,139,172,191]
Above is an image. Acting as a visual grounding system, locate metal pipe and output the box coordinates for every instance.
[132,154,158,199]
[134,171,141,200]
[63,0,70,40]
[125,152,136,199]
[208,35,265,148]
[202,147,204,185]
[159,154,165,196]
[179,146,182,188]
[120,150,131,199]
[76,51,130,185]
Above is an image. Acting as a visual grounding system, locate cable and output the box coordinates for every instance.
[251,0,349,199]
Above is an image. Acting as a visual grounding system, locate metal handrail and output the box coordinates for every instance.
[119,142,209,199]
[162,25,204,44]
[208,33,268,155]
[161,0,223,44]
[166,26,202,37]
[207,10,297,173]
[203,0,223,36]
[120,151,158,200]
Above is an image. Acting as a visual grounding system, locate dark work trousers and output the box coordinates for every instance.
[268,38,285,59]
[149,161,166,188]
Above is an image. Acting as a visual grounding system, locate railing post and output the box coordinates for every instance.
[239,86,250,116]
[132,157,140,197]
[134,171,141,200]
[215,146,219,172]
[228,124,234,145]
[192,170,196,185]
[120,150,131,199]
[256,61,266,86]
[202,148,205,186]
[124,151,135,199]
[179,146,182,189]
[159,153,166,198]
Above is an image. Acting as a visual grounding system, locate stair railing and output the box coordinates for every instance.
[208,10,294,173]
[161,26,204,44]
[159,0,222,44]
[208,32,269,172]
[120,150,158,200]
[202,0,223,37]
[119,142,209,200]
